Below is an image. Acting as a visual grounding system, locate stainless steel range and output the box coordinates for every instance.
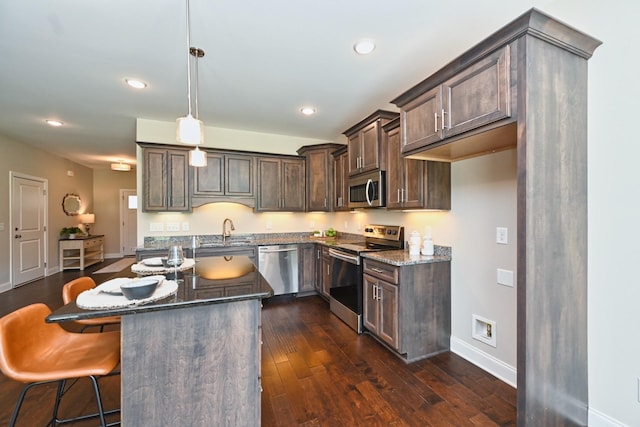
[328,225,404,333]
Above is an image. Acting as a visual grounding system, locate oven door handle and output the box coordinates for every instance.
[328,248,360,265]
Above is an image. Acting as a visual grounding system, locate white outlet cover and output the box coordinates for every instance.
[166,222,180,231]
[497,268,514,287]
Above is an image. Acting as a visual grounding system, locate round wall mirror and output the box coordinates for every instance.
[62,193,82,216]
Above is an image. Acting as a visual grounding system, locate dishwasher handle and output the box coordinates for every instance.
[258,245,298,253]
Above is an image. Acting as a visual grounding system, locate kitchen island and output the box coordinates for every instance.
[47,255,272,427]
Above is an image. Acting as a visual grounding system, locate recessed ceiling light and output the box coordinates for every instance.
[46,120,64,127]
[125,79,147,89]
[300,107,316,116]
[353,39,376,55]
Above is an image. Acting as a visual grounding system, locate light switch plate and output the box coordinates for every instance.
[496,227,508,244]
[166,222,180,232]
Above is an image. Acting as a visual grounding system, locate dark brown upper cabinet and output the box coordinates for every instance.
[191,150,255,208]
[343,110,398,176]
[332,145,349,211]
[140,144,190,212]
[297,144,344,212]
[383,118,450,210]
[255,156,305,212]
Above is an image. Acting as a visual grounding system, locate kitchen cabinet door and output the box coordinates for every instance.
[443,45,511,139]
[256,158,280,211]
[321,250,331,299]
[298,244,317,295]
[192,152,224,196]
[256,157,305,212]
[333,148,349,211]
[377,280,399,349]
[363,274,379,333]
[298,144,343,212]
[142,146,190,212]
[401,86,442,153]
[344,110,398,176]
[225,154,254,196]
[281,159,305,211]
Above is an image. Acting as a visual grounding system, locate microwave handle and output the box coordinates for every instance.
[365,178,373,206]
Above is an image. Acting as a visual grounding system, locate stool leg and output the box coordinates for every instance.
[88,375,108,427]
[50,379,66,426]
[9,382,36,427]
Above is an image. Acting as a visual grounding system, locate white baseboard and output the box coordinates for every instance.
[450,336,517,387]
[0,281,11,293]
[588,407,628,427]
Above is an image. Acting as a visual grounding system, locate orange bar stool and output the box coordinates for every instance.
[0,303,121,427]
[62,277,120,332]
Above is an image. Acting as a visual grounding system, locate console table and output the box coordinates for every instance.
[59,235,104,271]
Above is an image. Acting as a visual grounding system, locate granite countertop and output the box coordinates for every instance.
[46,255,273,323]
[137,232,364,251]
[361,247,451,266]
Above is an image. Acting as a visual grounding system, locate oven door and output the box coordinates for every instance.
[328,248,363,333]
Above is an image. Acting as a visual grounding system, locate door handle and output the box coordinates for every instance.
[14,234,22,239]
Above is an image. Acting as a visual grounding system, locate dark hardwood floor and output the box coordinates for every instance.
[0,259,516,426]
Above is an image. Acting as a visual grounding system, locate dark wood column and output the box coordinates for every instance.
[515,13,601,426]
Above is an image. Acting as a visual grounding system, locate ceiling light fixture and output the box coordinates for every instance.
[353,39,376,55]
[111,160,131,171]
[125,79,147,89]
[46,119,64,127]
[176,0,206,171]
[300,107,316,116]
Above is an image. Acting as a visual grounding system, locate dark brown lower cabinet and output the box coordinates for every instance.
[363,258,451,362]
[298,243,317,295]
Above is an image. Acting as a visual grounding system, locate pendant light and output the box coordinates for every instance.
[176,0,207,169]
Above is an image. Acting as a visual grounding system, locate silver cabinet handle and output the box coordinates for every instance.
[441,108,447,130]
[371,267,384,273]
[434,112,439,133]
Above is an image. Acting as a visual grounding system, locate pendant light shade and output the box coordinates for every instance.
[176,114,203,145]
[189,146,207,167]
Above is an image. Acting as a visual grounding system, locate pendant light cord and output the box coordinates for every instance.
[185,0,193,117]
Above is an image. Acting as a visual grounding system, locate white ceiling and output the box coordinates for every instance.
[0,0,545,169]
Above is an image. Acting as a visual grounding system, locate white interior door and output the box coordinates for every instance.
[11,173,47,286]
[120,189,137,256]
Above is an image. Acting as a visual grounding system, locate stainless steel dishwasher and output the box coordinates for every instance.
[257,245,299,295]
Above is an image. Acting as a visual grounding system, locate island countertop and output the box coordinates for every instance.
[46,255,273,323]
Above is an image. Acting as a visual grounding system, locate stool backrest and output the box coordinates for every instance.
[0,303,65,382]
[62,277,97,304]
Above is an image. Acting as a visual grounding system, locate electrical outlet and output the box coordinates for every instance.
[181,222,189,231]
[149,222,164,232]
[266,221,272,230]
[496,227,508,244]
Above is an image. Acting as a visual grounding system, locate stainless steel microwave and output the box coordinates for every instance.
[348,171,386,208]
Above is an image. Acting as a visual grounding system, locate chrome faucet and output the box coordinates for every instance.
[222,218,235,244]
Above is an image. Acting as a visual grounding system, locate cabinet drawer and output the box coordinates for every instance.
[84,238,103,248]
[363,259,399,284]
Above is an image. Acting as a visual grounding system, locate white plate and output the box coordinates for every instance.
[142,257,164,266]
